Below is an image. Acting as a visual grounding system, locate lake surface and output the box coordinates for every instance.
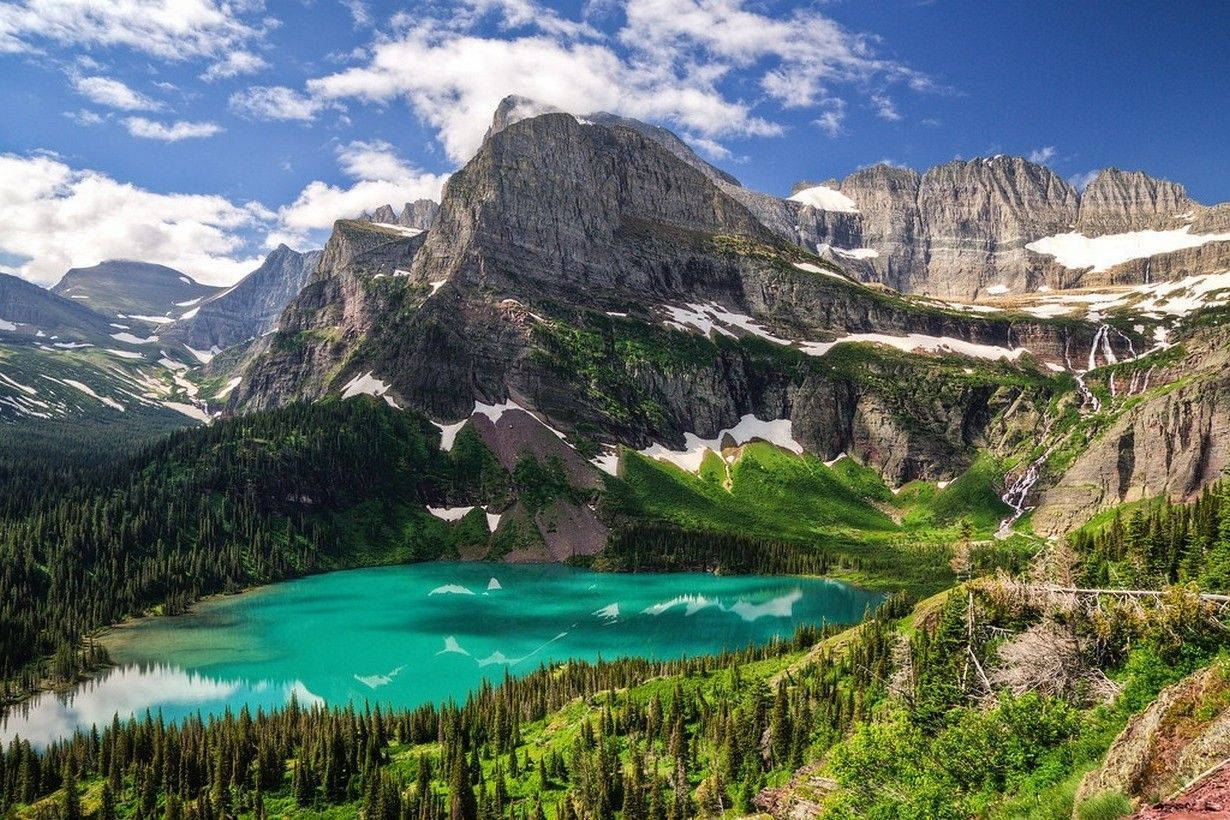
[1,564,879,746]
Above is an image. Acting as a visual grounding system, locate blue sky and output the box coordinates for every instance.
[0,0,1226,285]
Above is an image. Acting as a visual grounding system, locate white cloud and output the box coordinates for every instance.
[73,75,160,111]
[309,27,776,163]
[229,85,328,121]
[200,49,269,81]
[1028,146,1056,164]
[277,140,449,234]
[307,0,926,163]
[870,93,901,121]
[63,108,104,125]
[124,117,223,141]
[341,0,372,27]
[1069,169,1099,192]
[814,99,846,137]
[0,152,268,286]
[0,0,262,60]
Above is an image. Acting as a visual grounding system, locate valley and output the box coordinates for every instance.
[1,94,1228,820]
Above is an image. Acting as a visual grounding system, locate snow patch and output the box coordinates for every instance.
[341,371,399,407]
[111,332,158,345]
[427,505,476,522]
[215,377,242,399]
[788,185,859,213]
[1026,227,1230,272]
[799,332,1027,362]
[104,348,144,360]
[640,414,802,473]
[792,261,848,281]
[60,379,125,411]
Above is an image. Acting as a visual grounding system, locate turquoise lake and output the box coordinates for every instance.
[0,564,880,746]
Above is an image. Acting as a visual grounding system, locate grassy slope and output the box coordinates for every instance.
[604,442,1017,598]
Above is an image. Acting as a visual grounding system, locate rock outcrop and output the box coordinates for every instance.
[1076,662,1230,814]
[232,103,1134,487]
[159,245,322,353]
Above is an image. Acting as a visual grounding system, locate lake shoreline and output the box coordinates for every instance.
[2,564,881,745]
[2,559,878,714]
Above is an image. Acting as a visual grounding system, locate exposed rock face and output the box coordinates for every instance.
[915,157,1080,298]
[1076,168,1198,234]
[229,221,427,408]
[234,104,1132,488]
[159,245,322,352]
[1033,327,1230,535]
[1075,662,1230,814]
[399,199,440,230]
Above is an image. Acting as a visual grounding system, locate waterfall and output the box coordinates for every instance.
[997,445,1056,538]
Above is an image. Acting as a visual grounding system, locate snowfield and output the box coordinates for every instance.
[640,414,803,473]
[788,184,860,213]
[1026,227,1230,272]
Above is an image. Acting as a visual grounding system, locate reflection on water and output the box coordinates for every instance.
[2,564,880,747]
[1,665,321,747]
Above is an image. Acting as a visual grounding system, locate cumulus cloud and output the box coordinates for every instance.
[229,85,328,121]
[0,152,268,286]
[814,99,846,137]
[277,140,449,235]
[123,117,223,141]
[72,75,160,111]
[200,49,269,81]
[306,0,930,163]
[0,0,262,60]
[1028,146,1056,164]
[870,93,901,121]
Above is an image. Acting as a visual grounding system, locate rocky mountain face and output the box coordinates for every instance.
[51,260,223,319]
[158,245,322,355]
[363,199,440,231]
[231,104,1136,492]
[786,159,1229,299]
[1032,321,1230,536]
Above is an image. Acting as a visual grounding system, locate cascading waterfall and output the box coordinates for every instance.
[997,444,1056,538]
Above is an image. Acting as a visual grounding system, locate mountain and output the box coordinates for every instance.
[362,199,440,231]
[0,272,116,341]
[51,259,224,320]
[786,159,1230,299]
[223,98,1230,546]
[157,244,322,360]
[230,104,1122,481]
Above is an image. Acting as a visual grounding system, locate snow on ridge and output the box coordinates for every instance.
[111,332,158,345]
[341,371,399,408]
[799,332,1027,362]
[788,185,859,214]
[1026,227,1230,273]
[126,314,174,325]
[640,413,803,473]
[793,261,848,281]
[0,318,16,332]
[371,222,424,237]
[104,348,144,360]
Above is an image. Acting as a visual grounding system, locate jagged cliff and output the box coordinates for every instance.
[231,104,1139,489]
[158,245,322,354]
